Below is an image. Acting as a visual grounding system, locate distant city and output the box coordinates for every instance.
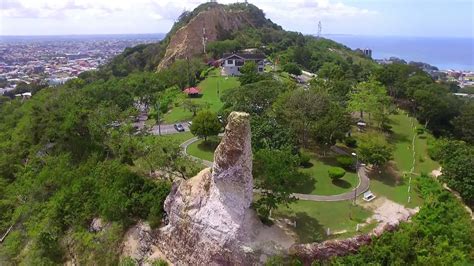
[0,34,164,95]
[1,33,473,96]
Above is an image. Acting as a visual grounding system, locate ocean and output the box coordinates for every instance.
[2,34,472,71]
[325,35,474,71]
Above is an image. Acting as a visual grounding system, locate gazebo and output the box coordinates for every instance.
[183,87,201,98]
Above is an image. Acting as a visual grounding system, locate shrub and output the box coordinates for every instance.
[299,152,311,167]
[416,127,425,135]
[336,155,354,169]
[151,259,169,266]
[199,66,214,80]
[328,167,346,180]
[344,137,357,148]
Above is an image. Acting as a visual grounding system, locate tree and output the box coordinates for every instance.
[348,79,390,127]
[282,63,302,76]
[158,58,206,89]
[274,88,331,147]
[239,61,263,85]
[452,103,474,144]
[441,145,474,204]
[182,100,209,117]
[221,80,288,115]
[253,149,307,219]
[250,115,298,152]
[292,45,312,68]
[190,110,221,141]
[317,62,344,81]
[412,84,459,131]
[312,103,352,152]
[356,132,393,168]
[430,139,474,205]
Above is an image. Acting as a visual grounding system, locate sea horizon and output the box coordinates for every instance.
[1,33,472,71]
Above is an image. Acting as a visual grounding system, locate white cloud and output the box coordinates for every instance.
[0,0,378,35]
[1,0,375,20]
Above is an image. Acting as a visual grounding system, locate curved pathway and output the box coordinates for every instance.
[293,166,370,202]
[180,137,370,202]
[180,137,214,167]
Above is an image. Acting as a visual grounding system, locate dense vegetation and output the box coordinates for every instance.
[1,2,473,264]
[0,70,201,264]
[332,174,473,265]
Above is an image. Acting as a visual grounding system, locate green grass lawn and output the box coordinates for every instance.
[186,137,220,162]
[274,200,372,243]
[298,154,358,195]
[366,111,438,208]
[163,69,240,123]
[368,166,423,209]
[159,132,194,145]
[389,112,439,174]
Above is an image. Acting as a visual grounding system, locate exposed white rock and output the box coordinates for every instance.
[155,112,290,264]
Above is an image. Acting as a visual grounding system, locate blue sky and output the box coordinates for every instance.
[0,0,473,37]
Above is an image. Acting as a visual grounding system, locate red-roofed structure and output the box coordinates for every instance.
[183,87,201,97]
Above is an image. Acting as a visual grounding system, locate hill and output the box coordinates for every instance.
[101,2,374,77]
[157,2,279,69]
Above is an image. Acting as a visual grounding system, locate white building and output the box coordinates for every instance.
[221,53,266,76]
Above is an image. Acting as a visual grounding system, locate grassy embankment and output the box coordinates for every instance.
[367,112,439,208]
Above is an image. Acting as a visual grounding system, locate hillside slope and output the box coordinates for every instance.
[157,3,278,70]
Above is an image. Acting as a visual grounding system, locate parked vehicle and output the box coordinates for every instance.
[174,124,185,132]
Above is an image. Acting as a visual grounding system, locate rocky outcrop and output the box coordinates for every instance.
[156,112,274,264]
[158,6,260,70]
[289,234,373,264]
[121,222,155,264]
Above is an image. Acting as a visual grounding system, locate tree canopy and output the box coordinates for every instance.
[190,110,222,141]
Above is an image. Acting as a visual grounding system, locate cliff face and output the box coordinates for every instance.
[157,6,260,70]
[156,112,260,264]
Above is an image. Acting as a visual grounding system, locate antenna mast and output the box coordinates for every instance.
[317,21,322,38]
[202,26,207,54]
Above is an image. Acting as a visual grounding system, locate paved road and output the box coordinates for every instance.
[149,122,191,135]
[180,137,371,202]
[130,109,191,136]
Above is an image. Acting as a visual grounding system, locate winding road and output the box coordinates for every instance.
[180,137,371,202]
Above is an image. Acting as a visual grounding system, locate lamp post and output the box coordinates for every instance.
[352,152,358,206]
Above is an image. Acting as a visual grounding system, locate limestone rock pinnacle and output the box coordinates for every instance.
[157,111,259,264]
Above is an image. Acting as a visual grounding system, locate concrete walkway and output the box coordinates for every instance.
[293,166,370,202]
[180,138,370,202]
[180,137,214,167]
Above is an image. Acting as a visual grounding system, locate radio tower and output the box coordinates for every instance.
[317,21,322,38]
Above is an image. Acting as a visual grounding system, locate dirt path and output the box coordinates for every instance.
[359,197,419,234]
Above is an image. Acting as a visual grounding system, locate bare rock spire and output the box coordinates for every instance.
[212,112,253,214]
[157,112,259,264]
